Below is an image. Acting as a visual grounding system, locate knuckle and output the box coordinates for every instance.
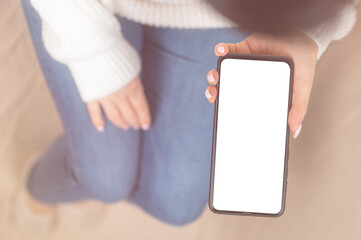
[301,107,308,117]
[127,81,142,96]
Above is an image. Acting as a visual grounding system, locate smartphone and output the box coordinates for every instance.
[209,53,293,217]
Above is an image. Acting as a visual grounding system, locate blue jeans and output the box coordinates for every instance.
[21,0,247,226]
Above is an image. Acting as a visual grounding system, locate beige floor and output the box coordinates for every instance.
[1,0,361,239]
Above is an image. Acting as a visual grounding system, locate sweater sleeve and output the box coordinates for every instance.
[301,3,358,60]
[30,0,141,102]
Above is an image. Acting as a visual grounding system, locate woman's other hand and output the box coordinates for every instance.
[86,76,151,131]
[205,31,318,139]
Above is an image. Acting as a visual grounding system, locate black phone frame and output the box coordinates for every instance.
[208,53,294,218]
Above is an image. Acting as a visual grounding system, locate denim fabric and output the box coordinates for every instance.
[21,0,247,225]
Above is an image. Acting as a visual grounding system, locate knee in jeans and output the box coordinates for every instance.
[155,195,207,226]
[75,164,137,203]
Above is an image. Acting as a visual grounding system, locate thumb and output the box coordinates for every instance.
[214,40,252,56]
[288,70,314,139]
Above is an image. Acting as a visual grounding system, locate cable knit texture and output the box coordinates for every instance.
[30,0,358,102]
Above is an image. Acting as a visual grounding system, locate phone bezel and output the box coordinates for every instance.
[208,53,294,218]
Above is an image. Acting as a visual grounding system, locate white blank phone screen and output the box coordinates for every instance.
[213,58,291,214]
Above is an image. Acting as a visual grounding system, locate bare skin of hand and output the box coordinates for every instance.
[205,31,318,139]
[86,76,151,131]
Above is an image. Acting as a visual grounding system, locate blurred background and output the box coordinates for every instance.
[1,0,361,239]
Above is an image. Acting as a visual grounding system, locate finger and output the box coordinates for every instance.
[215,40,253,56]
[207,69,219,85]
[128,88,152,131]
[288,73,314,139]
[100,100,128,130]
[214,43,230,56]
[114,97,140,130]
[86,101,105,132]
[288,104,305,139]
[205,86,218,103]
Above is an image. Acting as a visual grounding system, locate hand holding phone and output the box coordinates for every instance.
[205,32,318,217]
[206,32,318,138]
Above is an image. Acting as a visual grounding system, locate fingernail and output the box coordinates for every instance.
[122,126,129,130]
[205,88,212,99]
[293,124,302,139]
[208,74,215,83]
[97,126,104,132]
[217,46,225,54]
[141,124,150,130]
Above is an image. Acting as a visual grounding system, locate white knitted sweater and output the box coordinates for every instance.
[30,0,357,102]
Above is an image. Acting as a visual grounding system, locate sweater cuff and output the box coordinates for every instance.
[67,39,141,102]
[301,4,357,60]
